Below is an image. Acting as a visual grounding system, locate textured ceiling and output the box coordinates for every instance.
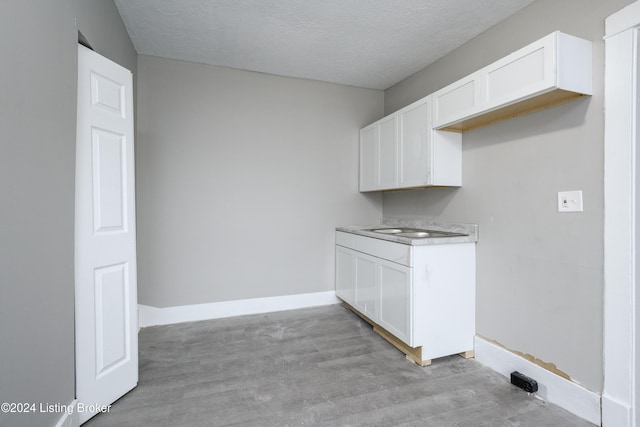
[114,0,536,90]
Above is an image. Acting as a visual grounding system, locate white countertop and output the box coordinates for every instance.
[336,219,478,246]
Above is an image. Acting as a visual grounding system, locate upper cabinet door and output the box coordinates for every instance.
[398,97,430,188]
[359,114,398,192]
[359,124,378,192]
[377,114,398,190]
[482,32,556,111]
[432,72,484,130]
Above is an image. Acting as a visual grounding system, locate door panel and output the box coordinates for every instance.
[94,262,130,378]
[398,98,430,187]
[90,71,126,117]
[355,253,377,321]
[378,260,412,345]
[378,115,397,190]
[92,128,127,233]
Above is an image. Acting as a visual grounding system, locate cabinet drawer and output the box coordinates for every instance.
[336,231,354,248]
[352,234,412,266]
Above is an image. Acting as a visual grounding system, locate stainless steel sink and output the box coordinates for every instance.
[370,228,403,234]
[368,228,467,238]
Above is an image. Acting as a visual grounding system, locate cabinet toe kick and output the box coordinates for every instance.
[372,324,432,367]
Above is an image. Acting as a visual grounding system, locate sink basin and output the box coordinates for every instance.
[398,231,434,238]
[368,227,467,239]
[371,228,403,234]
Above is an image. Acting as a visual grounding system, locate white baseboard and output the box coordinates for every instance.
[55,399,79,427]
[474,336,601,425]
[138,291,341,327]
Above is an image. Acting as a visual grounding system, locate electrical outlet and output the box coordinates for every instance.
[510,371,538,393]
[558,190,583,212]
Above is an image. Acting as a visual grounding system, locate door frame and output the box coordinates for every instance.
[603,1,640,426]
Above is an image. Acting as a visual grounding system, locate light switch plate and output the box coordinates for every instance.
[558,190,583,212]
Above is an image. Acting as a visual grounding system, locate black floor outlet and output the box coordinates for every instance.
[510,371,538,393]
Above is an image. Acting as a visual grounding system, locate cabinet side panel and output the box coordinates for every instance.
[335,246,356,305]
[431,130,462,186]
[413,243,476,358]
[359,126,378,192]
[557,33,593,95]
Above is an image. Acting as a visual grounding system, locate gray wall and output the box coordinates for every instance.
[383,0,634,392]
[136,55,383,307]
[0,1,136,426]
[76,0,138,118]
[0,1,76,426]
[76,0,137,75]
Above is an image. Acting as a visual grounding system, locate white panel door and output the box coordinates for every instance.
[75,44,137,424]
[483,32,555,110]
[378,115,398,190]
[398,97,430,188]
[378,260,412,345]
[354,252,378,321]
[433,72,482,128]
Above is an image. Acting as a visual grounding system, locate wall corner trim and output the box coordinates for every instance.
[601,394,632,426]
[54,399,79,427]
[138,291,341,327]
[474,336,601,425]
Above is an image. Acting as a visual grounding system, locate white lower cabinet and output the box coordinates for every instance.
[335,231,475,364]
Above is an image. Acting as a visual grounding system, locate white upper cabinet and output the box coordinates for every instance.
[433,31,592,132]
[359,31,591,192]
[360,96,462,192]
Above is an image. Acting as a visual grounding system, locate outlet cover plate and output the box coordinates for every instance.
[558,190,583,212]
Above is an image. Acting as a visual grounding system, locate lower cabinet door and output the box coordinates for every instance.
[354,252,378,321]
[335,246,356,306]
[378,259,412,346]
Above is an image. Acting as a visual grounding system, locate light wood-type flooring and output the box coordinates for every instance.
[85,304,595,426]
